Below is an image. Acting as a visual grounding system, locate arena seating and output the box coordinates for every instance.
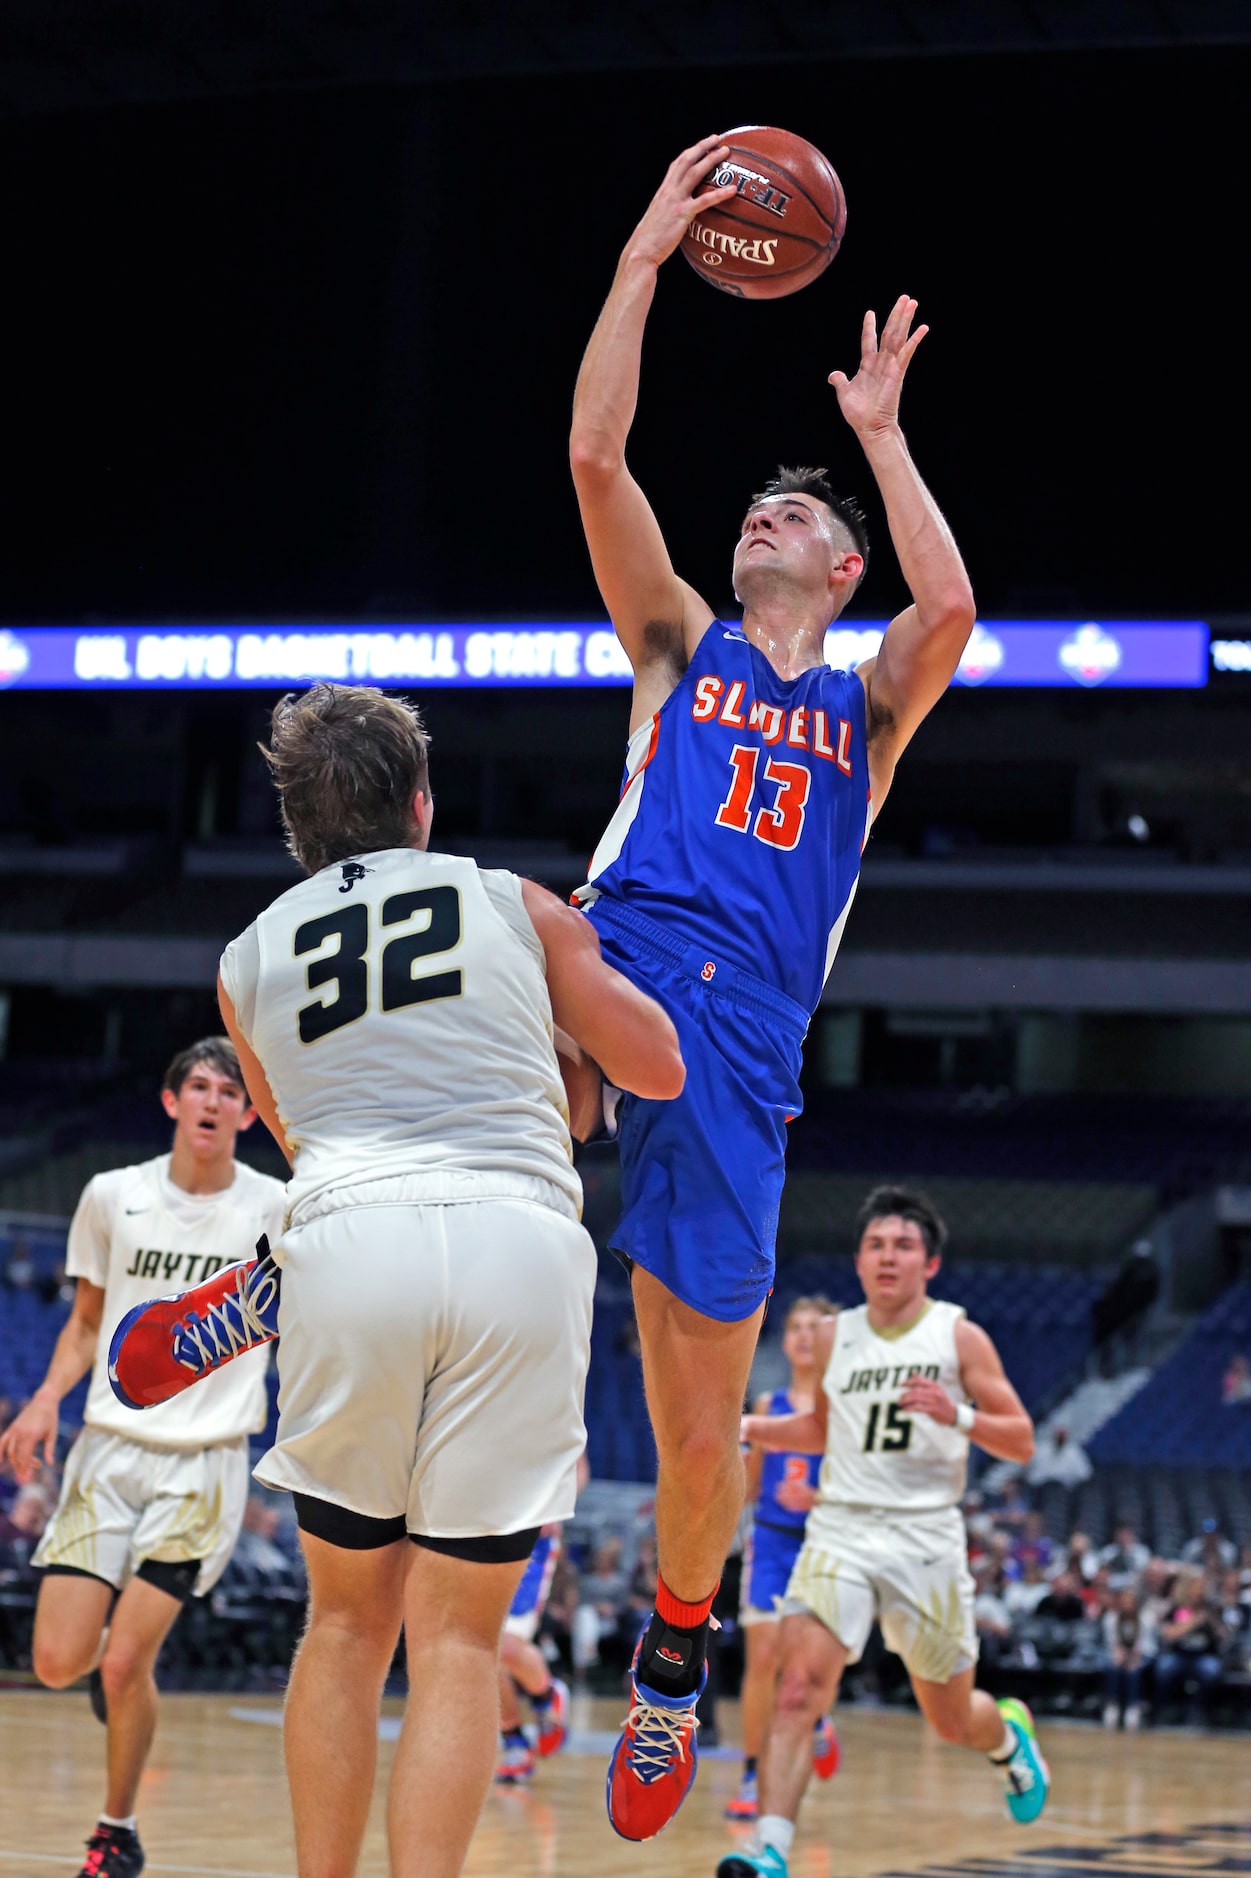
[1089,1279,1251,1470]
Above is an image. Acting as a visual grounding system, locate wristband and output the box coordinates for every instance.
[954,1401,975,1436]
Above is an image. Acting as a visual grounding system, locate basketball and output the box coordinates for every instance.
[680,125,846,300]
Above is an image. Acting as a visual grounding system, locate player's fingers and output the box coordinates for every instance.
[861,308,878,355]
[827,371,849,392]
[692,181,739,211]
[882,294,916,346]
[679,139,730,185]
[899,324,930,367]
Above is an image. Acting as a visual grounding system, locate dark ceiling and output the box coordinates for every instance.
[5,0,1251,118]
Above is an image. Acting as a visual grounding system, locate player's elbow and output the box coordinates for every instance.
[569,432,622,489]
[613,1025,684,1102]
[1015,1421,1036,1465]
[635,1039,685,1102]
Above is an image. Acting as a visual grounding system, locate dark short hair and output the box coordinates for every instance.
[750,466,870,585]
[262,683,431,875]
[854,1184,948,1259]
[162,1037,245,1098]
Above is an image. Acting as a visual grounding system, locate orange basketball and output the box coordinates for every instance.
[681,125,846,300]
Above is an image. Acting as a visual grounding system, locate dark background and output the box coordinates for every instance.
[4,37,1247,626]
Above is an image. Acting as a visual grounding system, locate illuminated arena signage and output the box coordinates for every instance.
[0,620,1212,690]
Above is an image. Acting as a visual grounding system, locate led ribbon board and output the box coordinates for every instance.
[0,621,1211,690]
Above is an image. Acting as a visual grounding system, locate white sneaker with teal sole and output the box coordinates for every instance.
[994,1697,1050,1824]
[716,1846,789,1878]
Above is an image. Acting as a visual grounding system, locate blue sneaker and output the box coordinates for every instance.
[606,1653,706,1841]
[995,1698,1050,1823]
[717,1847,789,1878]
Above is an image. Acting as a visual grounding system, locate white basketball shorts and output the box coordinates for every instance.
[781,1504,978,1684]
[254,1196,596,1540]
[33,1427,250,1597]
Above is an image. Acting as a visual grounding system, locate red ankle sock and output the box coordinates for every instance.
[656,1574,718,1629]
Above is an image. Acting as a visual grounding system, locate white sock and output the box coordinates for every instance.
[987,1722,1014,1762]
[756,1815,795,1858]
[99,1814,137,1832]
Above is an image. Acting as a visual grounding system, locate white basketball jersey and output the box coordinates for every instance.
[808,1300,970,1522]
[220,849,580,1224]
[68,1154,285,1450]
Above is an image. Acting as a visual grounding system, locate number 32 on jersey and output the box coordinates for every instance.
[293,886,462,1043]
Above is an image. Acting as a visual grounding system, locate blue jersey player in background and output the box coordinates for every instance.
[730,1296,840,1823]
[569,133,978,1843]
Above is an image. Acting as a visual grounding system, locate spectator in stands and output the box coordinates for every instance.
[1239,1541,1251,1596]
[1013,1510,1055,1577]
[1063,1531,1098,1583]
[0,1478,55,1566]
[231,1494,298,1581]
[1153,1569,1228,1724]
[1081,1566,1114,1619]
[38,1256,75,1308]
[1098,1523,1151,1589]
[2,1236,36,1292]
[571,1536,630,1677]
[1181,1519,1236,1572]
[1220,1353,1251,1405]
[1216,1568,1250,1672]
[1004,1558,1050,1619]
[1101,1587,1156,1730]
[985,1476,1030,1532]
[972,1560,1013,1666]
[1025,1423,1093,1489]
[1035,1570,1087,1624]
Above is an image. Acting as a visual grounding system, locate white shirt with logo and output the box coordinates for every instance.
[69,1153,286,1450]
[219,849,581,1227]
[805,1299,971,1534]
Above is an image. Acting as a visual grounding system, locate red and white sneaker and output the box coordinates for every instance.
[605,1651,706,1841]
[495,1733,536,1783]
[724,1767,758,1819]
[108,1239,280,1409]
[535,1677,569,1757]
[812,1714,841,1780]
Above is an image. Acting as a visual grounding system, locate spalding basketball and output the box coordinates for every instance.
[681,126,846,300]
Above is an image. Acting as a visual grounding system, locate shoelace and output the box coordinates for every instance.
[172,1259,280,1374]
[623,1692,698,1781]
[1000,1744,1036,1793]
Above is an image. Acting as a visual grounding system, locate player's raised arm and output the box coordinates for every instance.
[832,296,976,808]
[899,1317,1035,1466]
[520,879,684,1101]
[569,139,733,709]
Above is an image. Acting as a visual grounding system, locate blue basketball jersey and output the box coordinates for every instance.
[579,623,871,1015]
[757,1387,822,1534]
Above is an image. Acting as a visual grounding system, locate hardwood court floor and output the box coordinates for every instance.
[1,1686,1247,1877]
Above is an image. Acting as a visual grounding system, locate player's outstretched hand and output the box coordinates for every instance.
[898,1376,957,1425]
[626,135,738,269]
[829,294,929,443]
[0,1392,59,1485]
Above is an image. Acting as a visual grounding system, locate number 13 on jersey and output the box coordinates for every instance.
[715,746,811,852]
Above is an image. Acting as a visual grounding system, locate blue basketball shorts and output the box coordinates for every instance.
[586,898,808,1324]
[741,1518,806,1621]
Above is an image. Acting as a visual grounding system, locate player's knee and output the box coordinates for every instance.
[32,1635,90,1690]
[100,1640,156,1700]
[658,1421,738,1493]
[774,1660,829,1722]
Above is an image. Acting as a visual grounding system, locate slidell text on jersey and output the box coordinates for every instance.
[690,676,855,769]
[839,1362,942,1394]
